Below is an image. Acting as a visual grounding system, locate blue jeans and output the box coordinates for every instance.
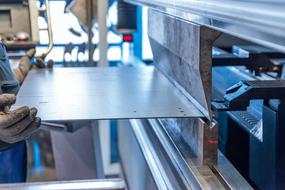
[0,142,27,183]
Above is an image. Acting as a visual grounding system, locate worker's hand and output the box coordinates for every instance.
[13,48,36,83]
[34,56,53,69]
[0,94,41,144]
[13,49,53,83]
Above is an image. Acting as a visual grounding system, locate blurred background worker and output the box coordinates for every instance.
[0,42,41,183]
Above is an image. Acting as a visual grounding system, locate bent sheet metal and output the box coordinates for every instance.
[13,66,203,122]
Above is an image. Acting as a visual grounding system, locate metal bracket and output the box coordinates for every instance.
[213,45,285,76]
[212,80,285,111]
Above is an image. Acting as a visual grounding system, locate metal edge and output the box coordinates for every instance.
[0,179,125,190]
[28,0,40,43]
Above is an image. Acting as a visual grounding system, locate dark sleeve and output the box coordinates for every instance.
[0,43,20,94]
[0,43,21,149]
[0,140,12,151]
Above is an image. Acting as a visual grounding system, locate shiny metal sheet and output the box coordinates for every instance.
[13,66,203,122]
[0,178,125,190]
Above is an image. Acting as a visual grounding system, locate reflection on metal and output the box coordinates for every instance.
[118,120,157,190]
[41,122,66,131]
[0,179,125,190]
[126,0,285,52]
[50,124,100,180]
[158,118,218,165]
[41,121,93,133]
[215,151,254,190]
[146,119,222,189]
[14,66,203,122]
[27,129,56,182]
[91,121,105,178]
[125,119,253,189]
[130,119,174,190]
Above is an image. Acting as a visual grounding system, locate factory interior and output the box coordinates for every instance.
[0,0,284,189]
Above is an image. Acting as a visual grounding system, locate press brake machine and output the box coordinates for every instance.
[118,0,285,189]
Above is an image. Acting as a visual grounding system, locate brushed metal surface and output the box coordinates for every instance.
[148,9,221,119]
[215,151,254,190]
[13,66,203,122]
[132,119,224,189]
[126,0,285,52]
[0,178,125,190]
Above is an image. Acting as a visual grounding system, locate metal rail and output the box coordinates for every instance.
[0,179,125,190]
[125,0,285,52]
[130,119,174,190]
[128,119,252,189]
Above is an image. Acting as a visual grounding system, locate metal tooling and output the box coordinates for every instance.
[13,66,204,122]
[148,9,221,165]
[148,10,221,119]
[126,0,285,53]
[212,80,285,111]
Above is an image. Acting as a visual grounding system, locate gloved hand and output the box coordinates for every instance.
[13,48,36,82]
[34,56,53,69]
[0,94,40,144]
[13,49,53,83]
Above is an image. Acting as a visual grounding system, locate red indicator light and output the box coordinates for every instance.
[123,35,133,42]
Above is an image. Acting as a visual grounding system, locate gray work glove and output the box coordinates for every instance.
[13,48,36,83]
[0,94,40,144]
[13,48,53,83]
[34,56,53,69]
